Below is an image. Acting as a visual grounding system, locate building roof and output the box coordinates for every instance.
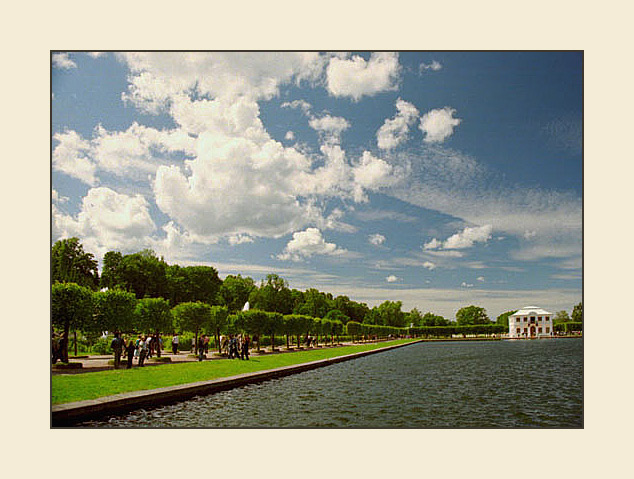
[511,306,553,317]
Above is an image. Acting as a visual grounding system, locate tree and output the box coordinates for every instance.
[51,238,99,290]
[456,305,490,325]
[172,302,212,353]
[294,288,331,318]
[324,309,350,324]
[52,282,93,362]
[267,312,284,351]
[93,288,138,333]
[368,301,406,327]
[219,274,255,312]
[496,310,517,328]
[571,302,583,322]
[405,308,424,327]
[209,306,229,353]
[554,310,571,324]
[100,251,123,290]
[167,265,222,306]
[240,309,269,352]
[249,274,293,314]
[134,297,173,333]
[107,249,169,299]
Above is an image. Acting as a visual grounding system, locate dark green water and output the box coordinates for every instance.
[81,338,582,428]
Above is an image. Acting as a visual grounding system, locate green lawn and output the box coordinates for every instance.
[52,340,415,404]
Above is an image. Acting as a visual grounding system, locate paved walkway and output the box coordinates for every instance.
[52,342,362,374]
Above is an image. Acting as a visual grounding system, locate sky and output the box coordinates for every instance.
[51,51,582,320]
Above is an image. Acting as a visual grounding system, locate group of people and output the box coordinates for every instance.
[110,331,164,369]
[219,334,251,361]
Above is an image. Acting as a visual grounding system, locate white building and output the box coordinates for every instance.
[509,306,554,339]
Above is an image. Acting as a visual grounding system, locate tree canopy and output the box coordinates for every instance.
[456,305,490,325]
[571,302,582,322]
[52,238,99,290]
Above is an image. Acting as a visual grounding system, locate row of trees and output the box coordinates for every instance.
[51,238,458,327]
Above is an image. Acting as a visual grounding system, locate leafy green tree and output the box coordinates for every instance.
[346,321,362,341]
[93,288,138,333]
[209,305,229,353]
[405,308,424,327]
[52,282,94,362]
[369,300,406,327]
[100,251,123,290]
[172,302,212,353]
[267,312,284,351]
[294,288,331,318]
[107,249,169,299]
[219,274,255,312]
[51,238,99,290]
[249,274,293,314]
[554,310,571,324]
[496,310,517,328]
[324,309,350,324]
[240,309,269,351]
[456,305,490,325]
[167,265,222,306]
[134,297,173,333]
[571,302,583,322]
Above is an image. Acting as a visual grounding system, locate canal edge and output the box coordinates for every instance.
[52,339,424,426]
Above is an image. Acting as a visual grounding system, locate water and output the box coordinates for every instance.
[79,338,583,428]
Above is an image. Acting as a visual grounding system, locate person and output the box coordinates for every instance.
[125,337,136,369]
[229,335,239,359]
[138,336,148,367]
[52,332,61,364]
[242,334,250,360]
[110,331,124,369]
[172,333,179,355]
[204,335,210,354]
[198,335,206,361]
[154,332,161,358]
[134,334,141,359]
[147,334,154,358]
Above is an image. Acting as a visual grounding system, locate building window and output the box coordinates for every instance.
[523,317,527,322]
[545,316,550,321]
[538,327,542,333]
[516,328,520,334]
[538,316,542,321]
[546,327,550,333]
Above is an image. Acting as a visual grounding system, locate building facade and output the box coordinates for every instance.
[509,306,553,339]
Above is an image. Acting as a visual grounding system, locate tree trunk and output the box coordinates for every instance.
[61,323,70,363]
[73,330,78,357]
[195,328,199,354]
[216,328,221,354]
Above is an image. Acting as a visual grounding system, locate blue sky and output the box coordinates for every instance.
[51,52,582,319]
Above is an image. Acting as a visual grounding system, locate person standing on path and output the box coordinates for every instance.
[138,336,148,367]
[242,334,250,360]
[125,337,136,369]
[198,335,206,361]
[172,333,179,355]
[110,331,124,369]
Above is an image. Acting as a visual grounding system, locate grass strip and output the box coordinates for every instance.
[52,340,414,404]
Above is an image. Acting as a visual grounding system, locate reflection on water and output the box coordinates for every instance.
[81,338,582,428]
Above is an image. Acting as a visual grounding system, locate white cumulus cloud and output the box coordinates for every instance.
[52,187,156,257]
[277,228,346,262]
[444,225,493,249]
[369,233,386,246]
[52,53,76,69]
[326,52,401,101]
[377,98,420,150]
[420,107,462,143]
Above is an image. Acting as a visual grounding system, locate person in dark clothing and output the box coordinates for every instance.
[198,335,206,361]
[111,332,124,369]
[124,338,136,369]
[242,334,250,360]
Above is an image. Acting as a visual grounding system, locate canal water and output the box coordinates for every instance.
[80,338,582,428]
